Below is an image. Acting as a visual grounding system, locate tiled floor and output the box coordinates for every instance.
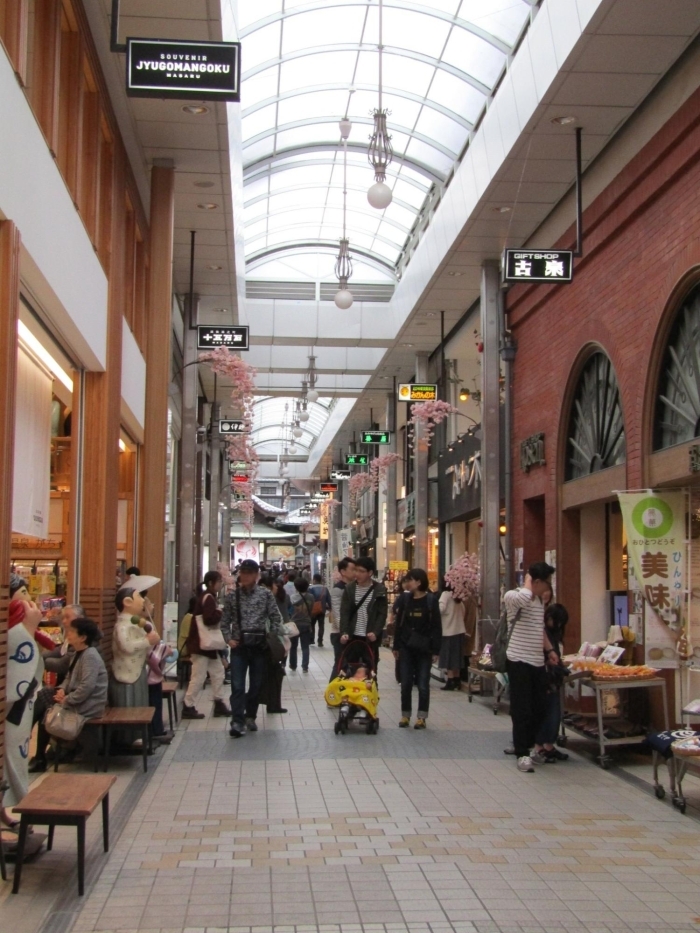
[5,646,700,933]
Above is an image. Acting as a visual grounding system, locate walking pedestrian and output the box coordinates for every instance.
[222,559,286,737]
[339,557,387,673]
[288,577,315,672]
[503,561,557,773]
[329,558,356,679]
[309,573,331,646]
[183,571,230,719]
[392,568,441,729]
[531,596,570,763]
[259,573,288,714]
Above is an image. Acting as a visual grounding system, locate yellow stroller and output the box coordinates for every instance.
[325,639,380,734]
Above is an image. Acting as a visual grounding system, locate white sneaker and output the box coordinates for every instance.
[530,750,547,765]
[517,756,535,772]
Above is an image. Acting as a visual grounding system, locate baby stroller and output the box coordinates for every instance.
[325,638,380,735]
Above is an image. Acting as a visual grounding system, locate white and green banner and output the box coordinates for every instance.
[617,491,686,632]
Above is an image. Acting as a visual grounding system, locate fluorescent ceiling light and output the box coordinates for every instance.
[18,320,73,392]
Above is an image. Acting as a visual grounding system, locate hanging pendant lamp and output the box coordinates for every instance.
[367,0,393,210]
[335,119,354,309]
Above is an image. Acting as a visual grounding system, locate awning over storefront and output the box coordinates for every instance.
[231,523,298,540]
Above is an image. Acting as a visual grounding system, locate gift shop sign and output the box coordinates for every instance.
[126,39,241,101]
[502,250,573,284]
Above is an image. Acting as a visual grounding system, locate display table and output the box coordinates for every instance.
[562,674,669,768]
[466,665,506,714]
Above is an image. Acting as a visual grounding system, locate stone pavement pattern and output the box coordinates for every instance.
[5,646,700,933]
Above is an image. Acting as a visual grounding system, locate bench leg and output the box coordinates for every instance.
[77,817,86,895]
[11,816,30,893]
[0,823,6,882]
[103,726,112,773]
[47,824,55,851]
[166,695,174,732]
[102,793,110,853]
[142,725,148,772]
[172,692,178,724]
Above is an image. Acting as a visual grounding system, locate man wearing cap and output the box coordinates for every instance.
[221,559,286,737]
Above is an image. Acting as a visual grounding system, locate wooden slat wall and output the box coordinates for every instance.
[0,222,21,781]
[81,588,116,667]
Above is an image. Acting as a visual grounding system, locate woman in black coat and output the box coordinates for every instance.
[392,568,441,730]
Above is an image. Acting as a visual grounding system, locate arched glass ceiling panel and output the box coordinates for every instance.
[239,0,533,276]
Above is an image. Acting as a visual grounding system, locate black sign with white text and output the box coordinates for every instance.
[330,469,351,481]
[219,420,247,435]
[197,325,249,351]
[126,38,241,101]
[502,250,573,284]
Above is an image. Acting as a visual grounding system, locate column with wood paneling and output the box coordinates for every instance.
[0,221,21,780]
[78,145,126,663]
[0,0,29,80]
[138,165,174,630]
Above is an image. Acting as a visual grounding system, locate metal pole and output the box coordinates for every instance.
[385,389,398,566]
[500,300,517,591]
[221,483,231,572]
[480,261,502,621]
[177,319,199,620]
[208,400,221,570]
[414,351,429,569]
[575,127,583,257]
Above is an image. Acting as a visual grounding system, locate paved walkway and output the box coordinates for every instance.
[5,646,700,933]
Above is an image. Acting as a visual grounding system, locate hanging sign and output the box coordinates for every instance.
[398,383,437,402]
[197,325,249,350]
[346,454,369,465]
[320,482,338,494]
[126,38,241,102]
[219,420,247,435]
[319,514,329,540]
[330,469,351,480]
[389,560,409,572]
[362,430,391,444]
[502,249,573,284]
[617,491,686,638]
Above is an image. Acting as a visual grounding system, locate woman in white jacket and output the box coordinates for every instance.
[438,584,467,691]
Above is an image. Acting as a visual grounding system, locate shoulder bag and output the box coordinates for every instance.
[490,605,521,673]
[311,585,326,617]
[195,593,226,651]
[44,704,86,741]
[236,584,267,650]
[405,594,434,654]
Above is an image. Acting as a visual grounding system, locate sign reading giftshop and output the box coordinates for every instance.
[502,249,573,284]
[345,454,369,465]
[219,420,246,435]
[361,430,391,444]
[197,325,249,350]
[126,38,241,101]
[398,383,438,402]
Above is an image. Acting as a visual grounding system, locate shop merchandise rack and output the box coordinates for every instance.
[561,672,669,768]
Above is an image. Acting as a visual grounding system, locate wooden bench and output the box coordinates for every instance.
[83,707,155,773]
[161,681,178,731]
[12,773,116,895]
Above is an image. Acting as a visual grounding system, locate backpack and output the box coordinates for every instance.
[489,605,521,673]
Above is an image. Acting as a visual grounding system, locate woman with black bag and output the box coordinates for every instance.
[392,568,442,730]
[287,577,315,673]
[531,598,570,763]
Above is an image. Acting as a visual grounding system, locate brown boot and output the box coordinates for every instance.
[182,704,205,719]
[213,699,230,717]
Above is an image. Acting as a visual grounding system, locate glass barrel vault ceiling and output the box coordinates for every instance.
[251,396,334,457]
[240,0,534,283]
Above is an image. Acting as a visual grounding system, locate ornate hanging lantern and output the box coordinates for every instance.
[367,0,393,209]
[335,120,354,310]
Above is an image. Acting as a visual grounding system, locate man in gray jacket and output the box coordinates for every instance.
[221,559,285,737]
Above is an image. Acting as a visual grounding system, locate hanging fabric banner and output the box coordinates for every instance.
[617,491,686,633]
[12,347,52,538]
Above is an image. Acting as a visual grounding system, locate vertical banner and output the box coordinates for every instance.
[12,348,52,538]
[319,514,329,541]
[617,491,687,668]
[337,528,352,560]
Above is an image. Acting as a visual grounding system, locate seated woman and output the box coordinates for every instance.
[32,617,108,771]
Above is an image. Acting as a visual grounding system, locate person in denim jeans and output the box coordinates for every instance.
[288,578,315,672]
[392,568,442,729]
[221,559,286,737]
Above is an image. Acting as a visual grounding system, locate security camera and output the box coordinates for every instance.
[196,426,207,444]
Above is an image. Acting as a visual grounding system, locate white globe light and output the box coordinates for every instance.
[299,410,310,422]
[280,466,289,476]
[288,445,297,455]
[367,181,392,210]
[339,118,352,140]
[307,389,319,403]
[293,427,303,438]
[335,288,354,310]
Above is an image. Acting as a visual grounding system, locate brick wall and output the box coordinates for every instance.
[507,82,700,681]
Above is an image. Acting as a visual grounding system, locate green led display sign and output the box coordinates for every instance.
[362,431,390,445]
[345,454,369,466]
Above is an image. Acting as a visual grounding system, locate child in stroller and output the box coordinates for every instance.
[324,638,380,734]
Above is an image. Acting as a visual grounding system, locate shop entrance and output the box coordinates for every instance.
[578,499,627,645]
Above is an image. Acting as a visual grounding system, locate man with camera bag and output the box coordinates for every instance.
[222,559,286,737]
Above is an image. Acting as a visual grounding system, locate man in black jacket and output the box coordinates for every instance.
[339,557,387,669]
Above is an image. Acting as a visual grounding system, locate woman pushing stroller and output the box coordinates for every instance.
[336,557,388,676]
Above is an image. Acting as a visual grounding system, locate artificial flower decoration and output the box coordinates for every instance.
[444,552,481,603]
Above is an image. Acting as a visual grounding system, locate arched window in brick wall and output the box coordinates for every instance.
[654,283,700,451]
[565,352,626,480]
